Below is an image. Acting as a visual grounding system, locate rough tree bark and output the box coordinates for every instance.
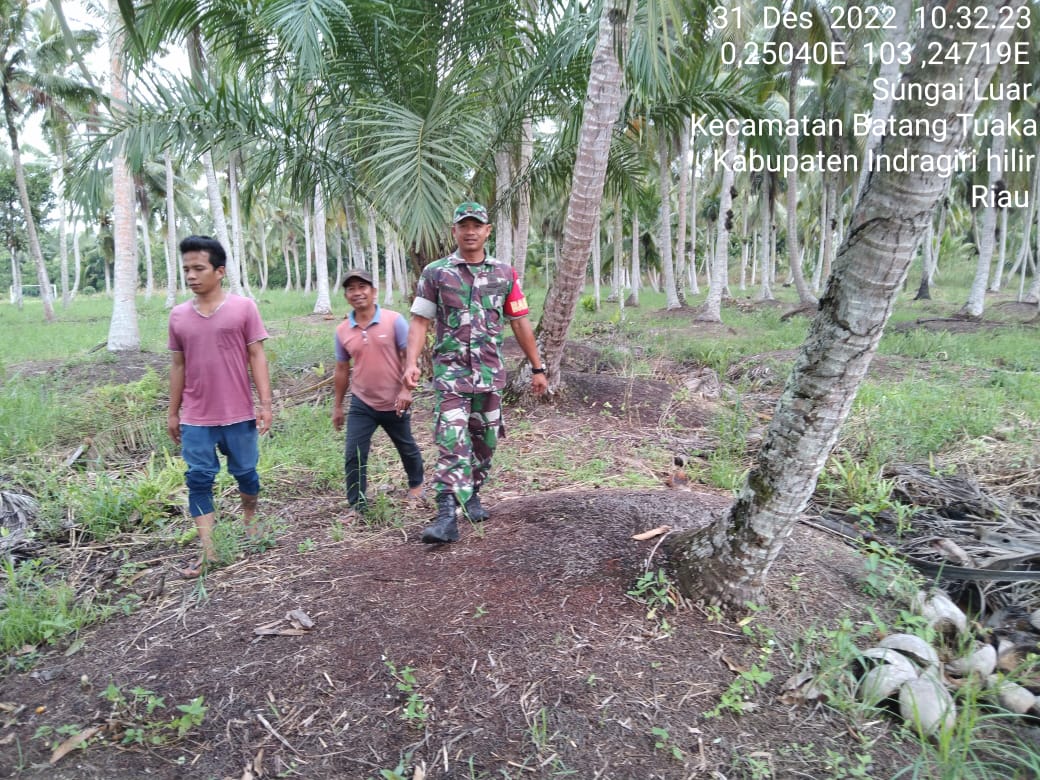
[530,0,628,394]
[670,1,1022,608]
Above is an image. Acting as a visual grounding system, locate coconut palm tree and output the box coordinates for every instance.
[671,3,1024,607]
[33,4,98,308]
[0,0,65,322]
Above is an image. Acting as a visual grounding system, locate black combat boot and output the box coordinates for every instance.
[462,491,489,523]
[421,493,459,543]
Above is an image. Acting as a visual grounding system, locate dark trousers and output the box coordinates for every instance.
[344,395,424,509]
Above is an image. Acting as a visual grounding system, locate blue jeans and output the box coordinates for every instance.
[344,396,424,509]
[180,420,260,517]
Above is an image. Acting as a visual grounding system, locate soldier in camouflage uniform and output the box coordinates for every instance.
[404,202,548,543]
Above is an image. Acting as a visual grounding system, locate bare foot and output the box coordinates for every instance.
[179,556,213,579]
[406,486,426,502]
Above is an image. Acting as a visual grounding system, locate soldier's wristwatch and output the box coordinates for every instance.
[531,367,546,374]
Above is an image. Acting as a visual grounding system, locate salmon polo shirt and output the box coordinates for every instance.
[168,294,269,426]
[335,306,409,412]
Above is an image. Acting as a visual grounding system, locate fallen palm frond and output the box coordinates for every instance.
[884,464,1040,615]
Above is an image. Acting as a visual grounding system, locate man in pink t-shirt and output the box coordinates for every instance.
[332,269,424,518]
[167,236,273,577]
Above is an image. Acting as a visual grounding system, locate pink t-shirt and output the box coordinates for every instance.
[335,306,407,411]
[168,294,269,426]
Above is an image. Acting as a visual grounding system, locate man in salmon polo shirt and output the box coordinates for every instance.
[167,235,273,577]
[332,268,424,520]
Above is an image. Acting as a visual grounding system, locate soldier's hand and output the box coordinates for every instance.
[531,372,548,396]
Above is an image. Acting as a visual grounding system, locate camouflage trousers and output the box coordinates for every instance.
[433,390,504,506]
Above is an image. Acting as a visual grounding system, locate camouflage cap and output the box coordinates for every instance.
[453,202,490,224]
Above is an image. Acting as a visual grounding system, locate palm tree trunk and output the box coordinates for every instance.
[610,198,623,305]
[699,132,737,321]
[229,156,251,297]
[201,150,241,294]
[10,250,22,309]
[141,215,154,300]
[344,194,366,269]
[384,227,396,306]
[494,149,513,266]
[72,222,82,297]
[312,186,332,314]
[334,226,343,290]
[259,224,269,293]
[2,86,55,323]
[533,0,629,392]
[963,61,1012,316]
[658,133,681,310]
[107,0,139,349]
[785,62,816,308]
[591,212,601,310]
[671,4,1022,608]
[303,199,313,294]
[282,230,292,292]
[58,147,70,307]
[853,0,910,208]
[688,143,700,295]
[675,119,691,302]
[627,209,640,307]
[164,152,178,309]
[513,118,534,282]
[366,204,380,290]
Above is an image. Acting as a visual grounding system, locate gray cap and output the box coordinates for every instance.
[341,268,375,287]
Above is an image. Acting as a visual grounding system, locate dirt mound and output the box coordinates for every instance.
[7,351,169,388]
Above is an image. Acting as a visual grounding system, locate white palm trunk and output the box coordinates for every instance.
[141,215,154,300]
[513,118,534,282]
[365,204,380,291]
[107,0,139,349]
[164,152,178,309]
[333,227,343,290]
[2,94,55,321]
[344,194,366,268]
[591,211,601,310]
[699,131,737,321]
[628,210,640,306]
[302,199,313,294]
[963,61,1012,316]
[258,224,269,293]
[201,150,241,294]
[688,142,700,295]
[658,133,681,310]
[383,229,395,306]
[229,156,250,297]
[58,152,70,307]
[675,119,691,301]
[312,185,332,314]
[610,199,623,305]
[72,222,82,297]
[494,149,513,266]
[853,0,910,208]
[785,62,816,307]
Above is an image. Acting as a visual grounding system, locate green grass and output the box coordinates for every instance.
[0,558,105,655]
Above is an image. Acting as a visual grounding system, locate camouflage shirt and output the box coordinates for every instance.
[410,251,530,393]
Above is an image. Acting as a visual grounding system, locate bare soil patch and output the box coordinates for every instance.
[2,484,898,780]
